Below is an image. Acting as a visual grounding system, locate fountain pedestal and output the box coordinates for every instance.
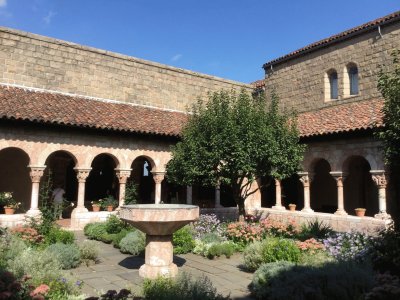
[120,204,199,279]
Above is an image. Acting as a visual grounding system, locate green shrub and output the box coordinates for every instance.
[84,222,107,240]
[299,219,333,241]
[206,242,235,259]
[105,215,125,234]
[112,229,131,248]
[46,243,81,269]
[45,226,75,245]
[243,241,264,272]
[143,272,228,300]
[261,238,301,264]
[249,261,295,299]
[79,240,99,265]
[201,232,225,244]
[0,232,27,268]
[100,232,116,244]
[299,249,334,266]
[119,231,145,255]
[249,261,374,300]
[173,226,195,254]
[8,248,63,286]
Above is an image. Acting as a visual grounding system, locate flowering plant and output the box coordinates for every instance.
[226,221,263,248]
[11,226,44,245]
[295,238,325,254]
[91,199,103,206]
[0,192,21,209]
[260,218,300,238]
[102,195,118,208]
[192,214,225,239]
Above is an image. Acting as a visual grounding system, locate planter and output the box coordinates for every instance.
[288,204,296,211]
[355,208,366,217]
[4,207,15,215]
[106,205,113,212]
[92,205,101,212]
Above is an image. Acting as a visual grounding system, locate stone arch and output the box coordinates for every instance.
[310,158,337,213]
[0,147,31,212]
[44,150,78,211]
[342,155,379,216]
[85,153,119,203]
[129,155,156,204]
[343,62,359,97]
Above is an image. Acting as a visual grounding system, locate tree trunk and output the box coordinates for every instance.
[233,190,246,221]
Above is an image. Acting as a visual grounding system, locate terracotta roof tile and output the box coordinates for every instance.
[0,85,187,137]
[263,10,400,68]
[0,85,385,138]
[297,99,384,137]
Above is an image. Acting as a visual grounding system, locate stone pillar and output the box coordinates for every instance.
[74,168,91,213]
[152,171,165,204]
[298,172,314,213]
[115,169,132,207]
[330,171,348,215]
[26,165,46,216]
[370,170,391,219]
[186,186,192,205]
[215,183,222,208]
[272,179,285,210]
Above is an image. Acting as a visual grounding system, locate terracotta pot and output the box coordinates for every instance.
[355,208,366,217]
[4,207,15,215]
[288,204,296,211]
[92,205,101,212]
[107,205,113,212]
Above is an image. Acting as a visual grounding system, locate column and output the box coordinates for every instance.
[152,171,165,204]
[73,168,91,213]
[370,170,391,219]
[26,165,46,216]
[215,183,221,208]
[298,172,314,213]
[186,186,192,205]
[272,179,285,210]
[330,171,348,215]
[115,169,132,207]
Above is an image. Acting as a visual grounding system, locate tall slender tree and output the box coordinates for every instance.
[166,89,305,217]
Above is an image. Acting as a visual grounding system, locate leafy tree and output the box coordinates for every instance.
[376,50,400,166]
[166,89,305,217]
[124,180,138,205]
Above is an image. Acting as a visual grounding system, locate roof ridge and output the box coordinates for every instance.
[263,10,400,68]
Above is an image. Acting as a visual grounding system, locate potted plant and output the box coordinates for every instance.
[0,192,21,215]
[91,200,102,212]
[355,208,366,217]
[288,203,296,211]
[102,195,117,212]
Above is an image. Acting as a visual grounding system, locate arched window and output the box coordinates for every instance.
[328,70,338,100]
[348,65,359,95]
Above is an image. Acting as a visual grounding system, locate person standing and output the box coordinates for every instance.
[52,184,65,219]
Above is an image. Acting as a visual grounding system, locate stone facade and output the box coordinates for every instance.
[263,22,400,113]
[0,27,250,112]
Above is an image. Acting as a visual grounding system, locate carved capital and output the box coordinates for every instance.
[298,172,313,187]
[74,168,92,183]
[115,169,131,184]
[371,171,387,188]
[152,172,165,184]
[29,166,46,183]
[330,171,347,187]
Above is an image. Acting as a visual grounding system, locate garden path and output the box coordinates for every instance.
[69,231,254,299]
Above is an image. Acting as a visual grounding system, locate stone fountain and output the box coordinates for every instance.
[119,204,199,279]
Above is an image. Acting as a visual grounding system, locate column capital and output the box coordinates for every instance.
[298,172,314,187]
[74,168,92,183]
[152,171,165,184]
[115,168,132,184]
[28,165,46,183]
[329,171,348,186]
[370,170,387,188]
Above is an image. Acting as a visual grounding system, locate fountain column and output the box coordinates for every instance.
[26,165,46,217]
[115,168,131,207]
[152,171,165,204]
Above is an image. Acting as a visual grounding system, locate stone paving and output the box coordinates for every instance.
[69,231,254,299]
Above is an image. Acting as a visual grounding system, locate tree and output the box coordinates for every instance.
[166,89,305,217]
[376,50,400,166]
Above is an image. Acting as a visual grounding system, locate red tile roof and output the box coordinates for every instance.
[263,10,400,68]
[0,85,384,139]
[251,80,265,89]
[297,99,384,138]
[0,85,187,137]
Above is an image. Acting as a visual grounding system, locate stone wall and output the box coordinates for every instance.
[264,22,400,113]
[0,27,251,112]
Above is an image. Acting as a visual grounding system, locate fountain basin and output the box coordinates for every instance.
[120,204,199,279]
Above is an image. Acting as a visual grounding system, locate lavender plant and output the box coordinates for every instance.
[323,231,373,261]
[192,214,225,240]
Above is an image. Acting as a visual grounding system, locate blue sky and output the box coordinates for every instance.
[0,0,399,83]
